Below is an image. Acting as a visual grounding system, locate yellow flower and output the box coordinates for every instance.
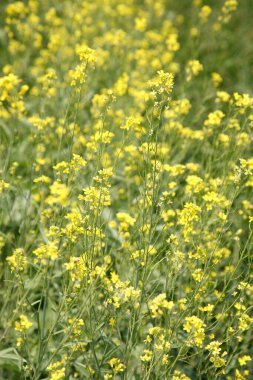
[206,341,226,368]
[116,212,136,231]
[47,358,66,380]
[0,179,10,193]
[79,186,111,209]
[148,293,174,318]
[0,73,27,118]
[15,315,32,332]
[199,5,212,22]
[33,242,60,262]
[76,44,96,65]
[6,248,27,272]
[46,181,70,206]
[108,358,125,373]
[219,0,238,23]
[204,110,225,126]
[238,355,251,366]
[216,91,230,102]
[33,175,52,184]
[140,349,153,362]
[148,70,174,97]
[172,370,191,380]
[211,72,223,87]
[238,314,253,331]
[113,72,129,96]
[186,60,203,81]
[135,17,147,32]
[185,175,204,194]
[183,316,205,347]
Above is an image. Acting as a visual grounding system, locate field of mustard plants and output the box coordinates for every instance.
[0,0,253,379]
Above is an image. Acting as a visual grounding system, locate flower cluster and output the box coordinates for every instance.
[1,0,253,379]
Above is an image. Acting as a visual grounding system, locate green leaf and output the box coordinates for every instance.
[0,347,22,370]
